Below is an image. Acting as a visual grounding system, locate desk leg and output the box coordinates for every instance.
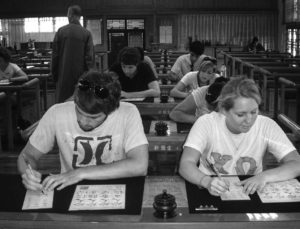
[5,92,13,150]
[43,79,48,110]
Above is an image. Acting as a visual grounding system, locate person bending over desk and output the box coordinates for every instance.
[179,76,300,196]
[170,57,218,99]
[109,47,160,99]
[0,46,28,82]
[18,71,148,192]
[169,77,228,123]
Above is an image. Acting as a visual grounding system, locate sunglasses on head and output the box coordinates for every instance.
[203,56,217,64]
[78,79,109,99]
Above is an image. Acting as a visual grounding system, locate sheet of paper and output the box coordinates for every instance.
[220,176,250,201]
[69,184,125,211]
[121,98,144,102]
[257,179,300,203]
[149,120,177,134]
[22,190,54,210]
[143,176,188,207]
[0,79,11,85]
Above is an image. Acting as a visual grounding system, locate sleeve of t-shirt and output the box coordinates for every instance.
[180,72,194,86]
[124,105,148,153]
[192,86,208,108]
[29,105,57,154]
[183,114,211,153]
[263,117,296,161]
[171,56,183,77]
[138,62,157,84]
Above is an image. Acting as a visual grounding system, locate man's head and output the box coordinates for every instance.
[189,41,205,64]
[67,5,82,23]
[119,47,141,78]
[74,71,121,131]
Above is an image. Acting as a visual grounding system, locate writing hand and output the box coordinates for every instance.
[21,168,43,191]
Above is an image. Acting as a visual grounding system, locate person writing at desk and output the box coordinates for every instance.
[169,77,228,123]
[0,46,28,82]
[18,71,148,192]
[170,57,218,99]
[179,76,300,196]
[109,47,160,99]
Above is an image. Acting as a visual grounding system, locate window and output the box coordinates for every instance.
[285,0,300,22]
[107,20,125,29]
[127,19,144,29]
[159,26,172,44]
[25,18,39,33]
[54,17,68,31]
[287,28,300,56]
[86,19,102,45]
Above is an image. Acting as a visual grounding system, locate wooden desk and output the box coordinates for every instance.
[122,97,181,117]
[0,79,40,150]
[0,174,300,229]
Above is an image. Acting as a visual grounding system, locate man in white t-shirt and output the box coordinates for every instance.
[170,41,206,81]
[18,71,148,192]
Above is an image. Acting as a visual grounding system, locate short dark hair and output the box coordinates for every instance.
[0,47,11,62]
[68,5,82,17]
[119,47,141,65]
[189,41,205,56]
[74,71,121,115]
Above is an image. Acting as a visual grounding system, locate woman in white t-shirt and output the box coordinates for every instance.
[169,77,228,123]
[179,76,300,196]
[0,47,28,82]
[169,57,218,99]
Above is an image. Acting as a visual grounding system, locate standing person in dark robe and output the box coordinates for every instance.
[51,5,94,103]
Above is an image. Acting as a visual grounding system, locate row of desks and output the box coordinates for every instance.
[0,173,299,229]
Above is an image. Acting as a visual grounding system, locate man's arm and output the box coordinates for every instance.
[17,142,45,191]
[122,81,161,98]
[42,144,148,191]
[170,81,189,98]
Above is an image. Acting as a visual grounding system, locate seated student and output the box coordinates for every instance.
[245,36,265,53]
[179,76,300,196]
[170,41,206,81]
[109,47,160,98]
[17,71,148,192]
[170,57,218,99]
[0,46,28,82]
[136,47,158,79]
[169,77,228,123]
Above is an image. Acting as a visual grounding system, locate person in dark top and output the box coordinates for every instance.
[245,36,265,53]
[109,47,160,98]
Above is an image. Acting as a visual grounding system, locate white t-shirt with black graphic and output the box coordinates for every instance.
[30,101,148,173]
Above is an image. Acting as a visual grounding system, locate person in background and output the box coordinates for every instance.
[169,77,228,123]
[51,5,94,103]
[179,76,300,196]
[170,57,218,99]
[170,41,206,81]
[0,46,28,82]
[18,71,148,192]
[136,47,158,78]
[109,47,160,98]
[245,36,265,53]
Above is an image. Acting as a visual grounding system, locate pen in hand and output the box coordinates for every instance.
[22,154,46,195]
[205,158,230,191]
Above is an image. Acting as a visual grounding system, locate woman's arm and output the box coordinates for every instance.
[169,94,197,123]
[10,68,28,82]
[179,146,229,196]
[241,150,300,194]
[170,81,189,98]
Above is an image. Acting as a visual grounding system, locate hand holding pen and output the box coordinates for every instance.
[205,158,230,196]
[21,154,45,193]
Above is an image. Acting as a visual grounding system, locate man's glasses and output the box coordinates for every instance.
[78,79,109,99]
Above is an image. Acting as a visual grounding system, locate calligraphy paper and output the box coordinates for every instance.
[22,190,54,210]
[257,179,300,203]
[69,184,125,211]
[220,176,250,201]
